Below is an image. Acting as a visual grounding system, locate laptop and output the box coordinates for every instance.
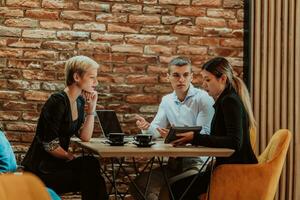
[96,110,123,138]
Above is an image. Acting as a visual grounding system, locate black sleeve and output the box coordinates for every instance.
[75,96,85,138]
[39,94,66,143]
[192,96,243,150]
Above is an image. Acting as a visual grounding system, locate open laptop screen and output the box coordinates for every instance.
[96,110,123,137]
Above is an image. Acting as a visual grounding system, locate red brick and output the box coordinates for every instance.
[7,80,40,90]
[96,14,127,23]
[126,75,158,84]
[223,0,243,8]
[196,17,226,27]
[126,94,158,104]
[173,25,202,36]
[94,54,126,63]
[42,41,75,50]
[79,2,110,12]
[157,35,188,44]
[22,112,40,121]
[4,18,38,28]
[6,122,36,132]
[127,56,157,64]
[57,31,89,40]
[147,65,168,74]
[74,22,106,31]
[7,39,41,49]
[25,9,59,19]
[77,42,110,52]
[0,79,7,88]
[0,90,22,100]
[220,38,243,48]
[209,47,241,57]
[108,24,140,33]
[207,9,236,19]
[8,60,35,69]
[232,30,243,38]
[113,64,145,74]
[190,37,220,46]
[159,0,190,5]
[125,34,156,44]
[3,101,37,110]
[22,29,56,39]
[6,0,39,8]
[0,26,21,37]
[139,105,159,113]
[203,27,233,37]
[41,82,64,91]
[24,50,58,60]
[144,85,172,93]
[112,3,142,14]
[0,8,24,17]
[0,58,6,67]
[162,16,192,25]
[228,19,243,29]
[42,0,76,9]
[98,74,125,84]
[144,45,174,55]
[141,25,170,34]
[24,90,50,101]
[0,39,7,47]
[91,33,123,42]
[61,11,95,21]
[0,111,21,120]
[237,9,244,21]
[2,69,21,79]
[112,44,143,53]
[0,49,23,58]
[40,21,71,30]
[143,0,157,4]
[23,70,56,80]
[175,7,205,16]
[129,14,160,24]
[143,5,174,15]
[110,85,143,94]
[192,0,222,7]
[98,64,112,73]
[177,45,207,55]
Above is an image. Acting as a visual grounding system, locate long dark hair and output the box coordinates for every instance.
[202,57,256,131]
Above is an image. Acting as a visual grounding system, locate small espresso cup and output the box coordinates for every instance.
[134,134,152,145]
[108,133,125,144]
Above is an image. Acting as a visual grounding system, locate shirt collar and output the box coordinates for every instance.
[172,84,197,104]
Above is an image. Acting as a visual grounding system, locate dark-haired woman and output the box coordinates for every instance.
[170,57,258,200]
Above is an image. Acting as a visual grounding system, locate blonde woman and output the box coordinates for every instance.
[171,57,258,200]
[22,56,108,200]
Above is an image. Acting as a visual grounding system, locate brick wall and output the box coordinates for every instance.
[0,0,244,153]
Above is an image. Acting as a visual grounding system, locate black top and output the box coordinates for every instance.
[192,86,258,166]
[22,91,85,173]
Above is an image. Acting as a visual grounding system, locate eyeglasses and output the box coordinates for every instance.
[170,72,192,80]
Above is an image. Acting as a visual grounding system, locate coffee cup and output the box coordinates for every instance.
[134,134,152,145]
[108,133,125,144]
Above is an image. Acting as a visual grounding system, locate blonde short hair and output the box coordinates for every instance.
[65,56,99,86]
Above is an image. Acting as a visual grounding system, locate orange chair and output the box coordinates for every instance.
[200,129,291,200]
[0,173,51,200]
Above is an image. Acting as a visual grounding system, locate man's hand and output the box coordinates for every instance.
[157,127,169,138]
[135,115,150,130]
[171,131,194,146]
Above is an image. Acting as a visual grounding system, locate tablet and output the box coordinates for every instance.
[164,126,202,144]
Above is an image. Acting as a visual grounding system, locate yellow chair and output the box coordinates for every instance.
[0,173,51,200]
[200,129,291,200]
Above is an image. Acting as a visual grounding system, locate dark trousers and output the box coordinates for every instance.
[36,156,108,200]
[171,170,211,200]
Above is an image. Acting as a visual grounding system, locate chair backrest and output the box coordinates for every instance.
[0,173,51,200]
[206,129,291,200]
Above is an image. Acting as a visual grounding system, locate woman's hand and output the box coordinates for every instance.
[157,127,169,138]
[82,90,98,113]
[171,131,194,146]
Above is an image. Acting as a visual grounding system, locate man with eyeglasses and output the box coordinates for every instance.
[130,56,214,200]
